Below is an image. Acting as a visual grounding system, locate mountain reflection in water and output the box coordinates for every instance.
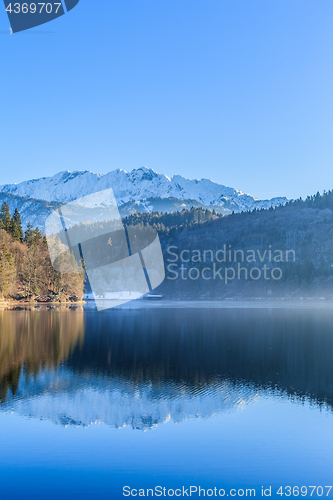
[1,307,333,429]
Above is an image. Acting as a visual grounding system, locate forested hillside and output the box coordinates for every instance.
[1,189,333,302]
[0,202,84,302]
[122,190,333,299]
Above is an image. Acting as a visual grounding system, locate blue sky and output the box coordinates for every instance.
[0,0,332,200]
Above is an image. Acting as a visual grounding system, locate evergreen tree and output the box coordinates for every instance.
[24,222,34,245]
[0,202,11,232]
[11,208,24,241]
[9,219,21,241]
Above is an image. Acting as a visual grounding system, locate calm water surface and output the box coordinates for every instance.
[0,305,333,499]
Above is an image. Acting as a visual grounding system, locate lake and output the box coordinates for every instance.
[0,304,333,499]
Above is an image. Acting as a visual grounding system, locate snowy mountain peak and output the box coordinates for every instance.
[0,167,288,221]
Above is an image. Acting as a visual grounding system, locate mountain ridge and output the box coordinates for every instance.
[0,166,288,214]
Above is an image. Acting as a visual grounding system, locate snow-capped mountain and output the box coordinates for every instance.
[0,167,288,218]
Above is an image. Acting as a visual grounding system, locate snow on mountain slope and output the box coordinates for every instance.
[0,167,288,214]
[0,192,61,230]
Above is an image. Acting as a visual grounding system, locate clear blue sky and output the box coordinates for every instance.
[0,0,332,200]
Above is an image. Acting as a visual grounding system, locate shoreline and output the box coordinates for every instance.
[0,300,86,309]
[1,298,333,310]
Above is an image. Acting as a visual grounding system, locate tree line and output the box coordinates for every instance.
[120,194,333,299]
[0,202,84,302]
[2,187,333,301]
